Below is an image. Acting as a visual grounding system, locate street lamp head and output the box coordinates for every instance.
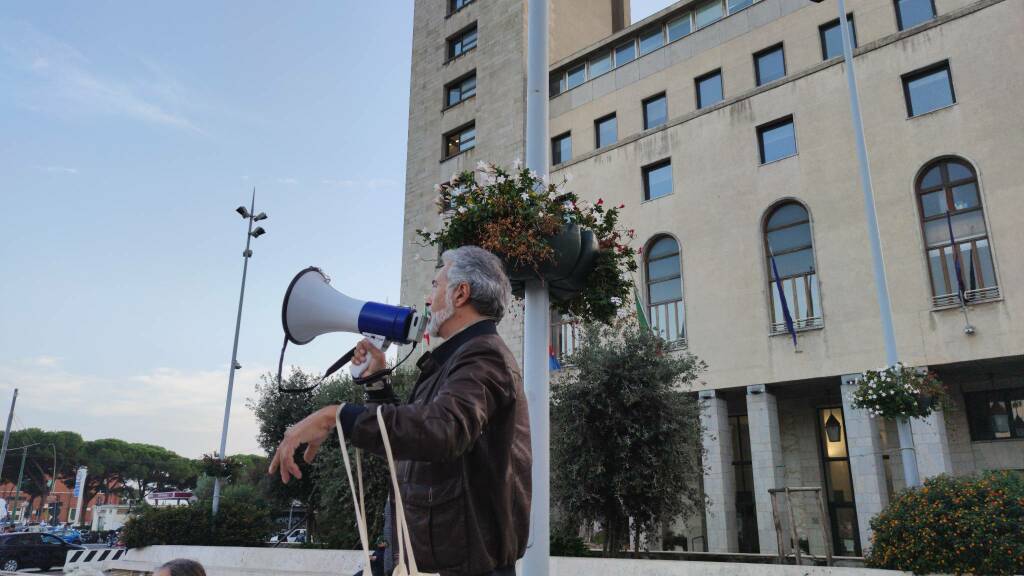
[253,212,268,221]
[233,361,242,370]
[251,227,266,238]
[236,206,251,219]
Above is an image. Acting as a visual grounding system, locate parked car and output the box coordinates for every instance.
[49,526,83,545]
[269,528,306,544]
[0,531,85,572]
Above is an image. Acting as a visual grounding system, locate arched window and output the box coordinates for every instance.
[646,236,685,343]
[764,202,822,333]
[917,158,998,306]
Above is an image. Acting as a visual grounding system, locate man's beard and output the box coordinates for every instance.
[427,299,454,337]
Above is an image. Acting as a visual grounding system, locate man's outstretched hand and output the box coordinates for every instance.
[268,405,338,483]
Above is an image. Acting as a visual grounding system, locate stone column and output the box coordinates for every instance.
[699,389,738,552]
[840,373,889,553]
[745,384,786,554]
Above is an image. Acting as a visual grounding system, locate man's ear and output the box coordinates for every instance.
[453,282,471,308]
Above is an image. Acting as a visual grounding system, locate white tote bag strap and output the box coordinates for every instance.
[377,406,439,576]
[334,404,373,571]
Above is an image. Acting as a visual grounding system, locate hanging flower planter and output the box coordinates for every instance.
[851,363,950,420]
[200,453,240,479]
[415,161,637,325]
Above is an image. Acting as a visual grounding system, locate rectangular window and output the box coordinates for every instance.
[965,388,1024,441]
[447,24,477,60]
[643,159,673,200]
[696,69,723,109]
[667,14,693,41]
[445,72,476,107]
[595,114,617,149]
[552,132,571,165]
[444,123,476,159]
[903,62,955,117]
[895,0,936,30]
[643,93,668,129]
[758,116,797,163]
[615,40,636,66]
[696,0,724,28]
[728,0,754,13]
[820,15,856,60]
[639,27,664,56]
[590,51,612,78]
[566,63,586,90]
[754,44,786,86]
[550,71,566,97]
[449,0,474,14]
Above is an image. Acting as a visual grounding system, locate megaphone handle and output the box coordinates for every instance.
[350,336,390,378]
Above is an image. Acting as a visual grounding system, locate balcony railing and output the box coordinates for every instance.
[932,286,1000,309]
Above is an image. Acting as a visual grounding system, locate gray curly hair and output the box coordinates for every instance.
[441,246,512,323]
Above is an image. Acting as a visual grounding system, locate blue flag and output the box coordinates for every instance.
[769,248,798,347]
[548,345,562,371]
[945,211,967,303]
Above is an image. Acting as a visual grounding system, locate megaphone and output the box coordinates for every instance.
[275,267,428,390]
[282,267,427,346]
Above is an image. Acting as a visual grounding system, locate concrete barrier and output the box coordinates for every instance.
[64,546,922,576]
[64,547,127,573]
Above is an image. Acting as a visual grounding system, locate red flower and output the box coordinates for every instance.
[637,246,643,254]
[617,203,625,209]
[596,198,604,206]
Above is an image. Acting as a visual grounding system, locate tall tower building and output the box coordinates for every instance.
[400,0,629,361]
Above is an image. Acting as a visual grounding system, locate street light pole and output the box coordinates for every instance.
[523,1,551,574]
[212,188,268,515]
[814,0,920,487]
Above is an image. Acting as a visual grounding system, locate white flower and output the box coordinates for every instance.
[528,169,539,180]
[520,192,530,201]
[513,158,523,170]
[610,296,622,306]
[451,186,464,197]
[562,201,574,210]
[457,206,468,214]
[476,160,489,171]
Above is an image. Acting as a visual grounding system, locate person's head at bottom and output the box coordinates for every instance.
[153,558,206,576]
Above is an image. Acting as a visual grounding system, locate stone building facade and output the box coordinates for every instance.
[400,0,1024,559]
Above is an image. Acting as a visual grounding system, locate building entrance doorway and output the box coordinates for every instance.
[817,407,861,556]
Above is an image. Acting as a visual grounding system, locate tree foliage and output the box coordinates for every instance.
[551,318,705,553]
[247,366,417,548]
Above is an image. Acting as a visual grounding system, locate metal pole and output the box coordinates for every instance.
[523,3,550,573]
[833,0,919,488]
[45,444,56,524]
[0,389,18,491]
[213,188,257,516]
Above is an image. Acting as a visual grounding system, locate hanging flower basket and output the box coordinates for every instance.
[851,363,951,419]
[415,161,637,325]
[200,453,240,479]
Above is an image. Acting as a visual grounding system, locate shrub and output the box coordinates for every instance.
[550,524,589,557]
[123,497,273,548]
[866,471,1024,575]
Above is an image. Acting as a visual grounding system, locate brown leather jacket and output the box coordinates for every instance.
[350,320,532,576]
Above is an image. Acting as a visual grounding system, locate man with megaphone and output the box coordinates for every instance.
[269,246,532,576]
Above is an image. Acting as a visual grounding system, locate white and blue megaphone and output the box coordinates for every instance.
[280,267,427,383]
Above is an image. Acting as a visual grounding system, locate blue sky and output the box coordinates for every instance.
[0,1,672,459]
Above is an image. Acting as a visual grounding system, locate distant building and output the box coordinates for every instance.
[401,0,1024,558]
[0,479,123,525]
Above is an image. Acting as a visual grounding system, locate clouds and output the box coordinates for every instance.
[0,356,266,459]
[0,20,203,133]
[34,165,78,175]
